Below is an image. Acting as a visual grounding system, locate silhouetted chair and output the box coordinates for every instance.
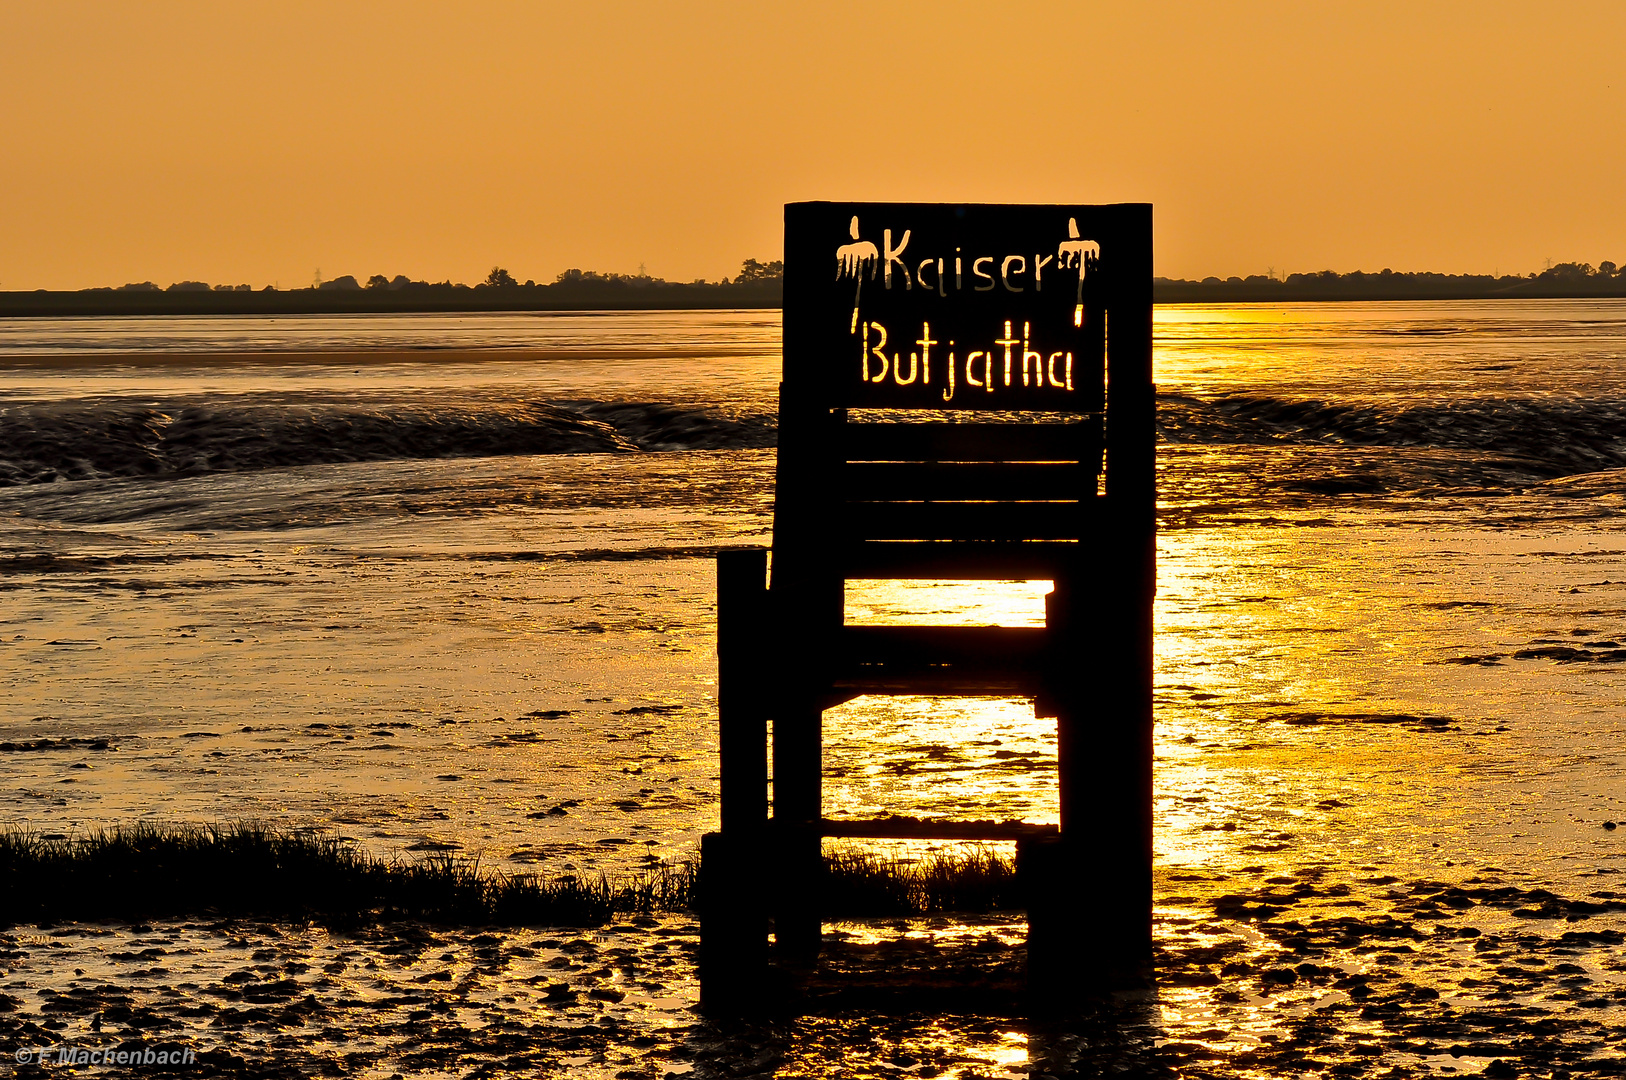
[702,202,1154,1012]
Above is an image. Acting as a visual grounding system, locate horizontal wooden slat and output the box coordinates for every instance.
[829,625,1047,695]
[820,818,1058,841]
[837,540,1081,579]
[830,671,1036,696]
[841,500,1093,541]
[842,461,1094,502]
[841,421,1097,463]
[838,625,1047,662]
[838,377,1104,412]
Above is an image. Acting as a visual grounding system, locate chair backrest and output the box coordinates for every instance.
[775,202,1153,596]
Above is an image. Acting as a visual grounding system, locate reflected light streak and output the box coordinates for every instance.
[829,579,1059,839]
[843,578,1050,627]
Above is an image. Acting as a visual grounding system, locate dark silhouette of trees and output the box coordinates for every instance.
[734,258,784,283]
[554,268,618,284]
[484,267,518,288]
[1541,262,1595,280]
[1156,260,1626,302]
[366,274,390,290]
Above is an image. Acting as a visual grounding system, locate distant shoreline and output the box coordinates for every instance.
[0,346,768,367]
[5,271,1626,317]
[0,282,785,318]
[1154,270,1626,304]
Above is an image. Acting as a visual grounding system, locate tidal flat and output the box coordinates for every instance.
[3,868,1625,1078]
[5,305,1626,1075]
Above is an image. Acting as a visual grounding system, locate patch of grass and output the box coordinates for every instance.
[0,823,1019,928]
[0,823,692,928]
[824,845,1021,917]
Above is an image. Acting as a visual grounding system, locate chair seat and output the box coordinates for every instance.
[836,540,1084,579]
[829,624,1047,696]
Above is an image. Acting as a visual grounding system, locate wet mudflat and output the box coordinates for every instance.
[6,306,1626,1075]
[3,859,1624,1079]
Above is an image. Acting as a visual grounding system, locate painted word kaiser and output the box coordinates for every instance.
[837,215,1099,330]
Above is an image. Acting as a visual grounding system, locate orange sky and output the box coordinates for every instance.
[3,1,1623,290]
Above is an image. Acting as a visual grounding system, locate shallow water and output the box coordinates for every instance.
[3,303,1626,1075]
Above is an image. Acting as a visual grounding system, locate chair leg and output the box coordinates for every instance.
[698,831,770,1011]
[772,704,823,963]
[703,549,773,1011]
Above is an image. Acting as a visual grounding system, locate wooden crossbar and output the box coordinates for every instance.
[837,624,1046,661]
[841,420,1096,463]
[837,540,1080,579]
[820,817,1058,841]
[830,624,1048,696]
[840,500,1096,541]
[842,461,1094,502]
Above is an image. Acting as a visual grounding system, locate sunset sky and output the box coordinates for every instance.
[4,1,1623,290]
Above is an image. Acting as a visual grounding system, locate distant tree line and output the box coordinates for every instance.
[107,259,786,294]
[0,260,786,317]
[1155,261,1626,302]
[112,280,255,292]
[12,257,1626,316]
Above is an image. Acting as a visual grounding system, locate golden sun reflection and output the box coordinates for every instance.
[843,578,1051,628]
[824,578,1061,847]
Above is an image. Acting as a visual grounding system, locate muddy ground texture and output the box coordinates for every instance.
[2,867,1625,1079]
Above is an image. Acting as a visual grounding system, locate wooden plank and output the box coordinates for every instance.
[821,817,1058,841]
[837,540,1082,580]
[697,831,769,1008]
[831,670,1038,696]
[842,461,1095,502]
[838,381,1102,412]
[840,500,1093,542]
[841,421,1096,463]
[838,625,1047,663]
[832,625,1047,694]
[716,548,769,835]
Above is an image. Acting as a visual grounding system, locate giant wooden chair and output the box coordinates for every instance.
[701,202,1154,1011]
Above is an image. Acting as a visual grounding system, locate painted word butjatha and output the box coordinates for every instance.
[860,319,1076,402]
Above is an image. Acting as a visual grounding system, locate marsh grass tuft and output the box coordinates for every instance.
[0,823,1018,927]
[0,823,690,928]
[823,845,1020,917]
